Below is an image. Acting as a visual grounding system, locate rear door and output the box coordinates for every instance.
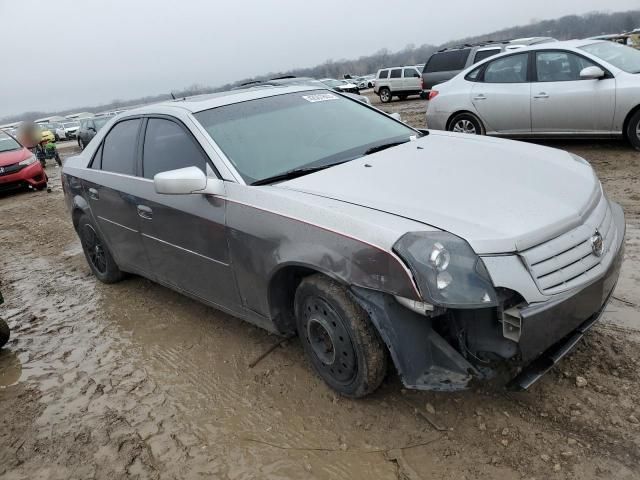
[134,117,240,309]
[530,50,616,133]
[471,52,532,134]
[82,118,152,275]
[389,68,402,91]
[402,67,421,91]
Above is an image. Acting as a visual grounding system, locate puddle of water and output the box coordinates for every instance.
[0,349,22,387]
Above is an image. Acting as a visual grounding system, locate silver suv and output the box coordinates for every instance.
[374,65,422,103]
[421,37,556,92]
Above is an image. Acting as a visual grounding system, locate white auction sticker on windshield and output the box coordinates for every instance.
[302,93,339,103]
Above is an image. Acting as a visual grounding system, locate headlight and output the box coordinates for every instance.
[18,155,37,166]
[393,231,497,308]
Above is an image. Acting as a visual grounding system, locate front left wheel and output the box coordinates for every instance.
[294,274,387,398]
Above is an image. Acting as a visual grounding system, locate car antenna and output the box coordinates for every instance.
[170,92,176,100]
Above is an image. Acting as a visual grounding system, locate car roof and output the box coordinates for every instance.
[118,84,323,116]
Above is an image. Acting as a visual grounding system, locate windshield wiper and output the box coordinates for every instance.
[252,161,348,186]
[362,139,410,156]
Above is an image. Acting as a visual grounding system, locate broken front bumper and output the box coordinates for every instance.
[352,201,625,392]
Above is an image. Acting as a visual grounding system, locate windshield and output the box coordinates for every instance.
[580,41,640,73]
[0,131,21,153]
[194,90,417,184]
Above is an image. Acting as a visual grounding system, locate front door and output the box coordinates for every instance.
[135,117,241,309]
[531,50,616,133]
[471,52,531,134]
[82,118,151,275]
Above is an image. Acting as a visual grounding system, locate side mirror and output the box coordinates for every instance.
[154,166,225,196]
[390,112,402,122]
[580,66,605,80]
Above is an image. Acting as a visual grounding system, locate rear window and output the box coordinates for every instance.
[473,48,501,64]
[424,49,471,73]
[378,70,389,79]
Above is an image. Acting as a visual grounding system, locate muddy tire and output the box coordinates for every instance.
[379,88,391,104]
[626,110,640,151]
[77,213,124,284]
[0,319,9,348]
[448,112,484,135]
[294,274,387,398]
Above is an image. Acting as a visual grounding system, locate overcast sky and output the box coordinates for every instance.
[0,0,638,117]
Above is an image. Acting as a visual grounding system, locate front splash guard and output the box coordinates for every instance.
[351,287,479,392]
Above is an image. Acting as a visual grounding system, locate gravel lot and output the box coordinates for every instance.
[0,111,639,479]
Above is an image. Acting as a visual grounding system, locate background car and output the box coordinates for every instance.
[76,117,110,149]
[425,40,640,149]
[318,78,360,94]
[374,65,422,103]
[0,130,47,193]
[421,37,556,93]
[61,120,80,139]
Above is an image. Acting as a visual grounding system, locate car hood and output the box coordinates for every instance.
[0,147,32,167]
[279,131,600,254]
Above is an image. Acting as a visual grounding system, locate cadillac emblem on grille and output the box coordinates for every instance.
[591,230,604,257]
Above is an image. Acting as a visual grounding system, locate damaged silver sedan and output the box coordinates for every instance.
[62,85,625,397]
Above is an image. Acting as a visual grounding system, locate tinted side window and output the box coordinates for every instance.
[473,48,501,64]
[484,53,529,83]
[142,119,208,180]
[378,70,389,79]
[535,51,598,82]
[390,68,402,78]
[101,119,141,176]
[403,68,420,78]
[424,49,471,73]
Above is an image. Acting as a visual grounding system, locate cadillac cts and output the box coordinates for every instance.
[62,86,625,397]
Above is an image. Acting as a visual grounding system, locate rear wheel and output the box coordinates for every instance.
[77,213,124,283]
[626,110,640,151]
[379,88,391,103]
[295,274,387,398]
[448,112,484,135]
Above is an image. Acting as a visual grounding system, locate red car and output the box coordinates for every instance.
[0,130,47,193]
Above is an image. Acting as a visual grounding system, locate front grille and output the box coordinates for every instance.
[0,163,24,177]
[519,195,618,295]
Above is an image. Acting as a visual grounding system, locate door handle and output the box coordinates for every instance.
[87,187,99,200]
[473,94,487,100]
[533,92,549,98]
[137,205,153,220]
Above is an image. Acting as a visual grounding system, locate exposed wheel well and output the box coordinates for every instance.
[622,104,640,140]
[446,110,484,131]
[268,265,319,334]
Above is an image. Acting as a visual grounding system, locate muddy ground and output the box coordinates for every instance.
[0,109,639,479]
